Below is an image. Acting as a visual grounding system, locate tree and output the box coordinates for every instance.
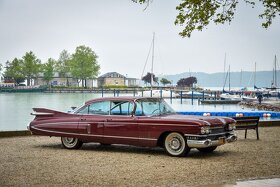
[56,50,71,86]
[69,45,100,88]
[22,51,41,86]
[42,58,56,86]
[177,76,197,87]
[160,78,171,86]
[133,0,280,37]
[142,72,158,86]
[3,59,25,85]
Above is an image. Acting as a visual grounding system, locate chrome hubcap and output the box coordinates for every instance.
[170,138,181,150]
[165,133,186,156]
[62,137,78,148]
[65,137,75,144]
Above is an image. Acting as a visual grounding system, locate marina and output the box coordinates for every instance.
[1,92,279,132]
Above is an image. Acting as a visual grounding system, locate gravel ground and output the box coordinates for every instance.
[1,127,280,187]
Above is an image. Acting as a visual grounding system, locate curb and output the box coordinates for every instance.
[0,130,31,138]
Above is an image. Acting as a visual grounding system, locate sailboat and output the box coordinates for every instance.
[267,55,279,97]
[139,33,177,98]
[220,61,242,101]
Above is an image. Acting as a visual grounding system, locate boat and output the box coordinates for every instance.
[139,89,178,98]
[139,33,179,98]
[179,91,211,98]
[220,62,242,101]
[201,99,241,104]
[219,93,242,101]
[241,96,257,102]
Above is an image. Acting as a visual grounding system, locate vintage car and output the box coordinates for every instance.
[28,97,237,157]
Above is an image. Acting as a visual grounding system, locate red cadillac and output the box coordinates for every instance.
[28,97,237,157]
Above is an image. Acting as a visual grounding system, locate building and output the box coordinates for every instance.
[97,72,137,87]
[34,72,96,87]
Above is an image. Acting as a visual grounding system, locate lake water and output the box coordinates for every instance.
[0,93,268,131]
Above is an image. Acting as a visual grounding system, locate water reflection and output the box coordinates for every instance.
[0,93,272,131]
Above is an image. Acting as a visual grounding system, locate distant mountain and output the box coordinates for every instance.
[159,71,278,88]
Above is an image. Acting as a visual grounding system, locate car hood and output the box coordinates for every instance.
[155,114,235,127]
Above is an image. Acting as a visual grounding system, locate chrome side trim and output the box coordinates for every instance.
[36,122,91,126]
[31,112,54,116]
[36,121,197,127]
[31,126,157,141]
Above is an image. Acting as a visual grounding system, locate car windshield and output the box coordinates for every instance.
[135,98,175,116]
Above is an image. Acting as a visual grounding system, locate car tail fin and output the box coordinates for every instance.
[31,108,66,117]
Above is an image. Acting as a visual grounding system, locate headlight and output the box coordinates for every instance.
[228,123,236,130]
[201,126,210,134]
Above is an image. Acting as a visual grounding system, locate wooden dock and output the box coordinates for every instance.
[200,99,241,104]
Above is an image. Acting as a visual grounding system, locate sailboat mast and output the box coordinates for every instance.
[240,69,242,88]
[254,62,256,87]
[275,55,277,87]
[151,32,155,90]
[223,53,226,82]
[229,65,231,91]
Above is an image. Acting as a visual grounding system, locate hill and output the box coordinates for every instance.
[159,71,278,88]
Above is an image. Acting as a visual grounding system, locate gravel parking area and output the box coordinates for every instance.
[1,127,280,187]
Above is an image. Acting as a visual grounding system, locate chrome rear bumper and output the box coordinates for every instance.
[186,134,237,148]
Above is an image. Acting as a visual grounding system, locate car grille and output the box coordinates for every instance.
[207,127,227,140]
[210,127,226,134]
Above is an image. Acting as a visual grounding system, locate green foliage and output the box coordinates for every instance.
[70,45,100,88]
[102,85,129,89]
[4,59,25,84]
[43,58,56,85]
[177,76,197,87]
[56,50,71,78]
[134,0,280,37]
[22,51,41,86]
[142,72,158,85]
[160,78,171,86]
[51,85,82,89]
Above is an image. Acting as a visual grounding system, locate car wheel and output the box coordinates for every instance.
[61,137,83,149]
[197,146,217,153]
[164,132,189,157]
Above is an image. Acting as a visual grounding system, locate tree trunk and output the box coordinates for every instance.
[27,78,30,86]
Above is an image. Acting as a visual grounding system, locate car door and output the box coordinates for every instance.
[102,100,139,145]
[76,101,110,142]
[134,99,160,147]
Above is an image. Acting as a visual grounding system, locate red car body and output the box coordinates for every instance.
[28,97,237,156]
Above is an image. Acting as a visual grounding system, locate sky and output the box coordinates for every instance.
[0,0,279,79]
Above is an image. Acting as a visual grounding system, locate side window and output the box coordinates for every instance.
[135,102,144,116]
[88,101,110,115]
[110,101,134,116]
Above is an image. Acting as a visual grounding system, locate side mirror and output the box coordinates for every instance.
[71,106,77,110]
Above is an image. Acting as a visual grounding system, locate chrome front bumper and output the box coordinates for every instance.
[186,134,237,148]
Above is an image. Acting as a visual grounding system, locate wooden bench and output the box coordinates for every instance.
[232,116,260,140]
